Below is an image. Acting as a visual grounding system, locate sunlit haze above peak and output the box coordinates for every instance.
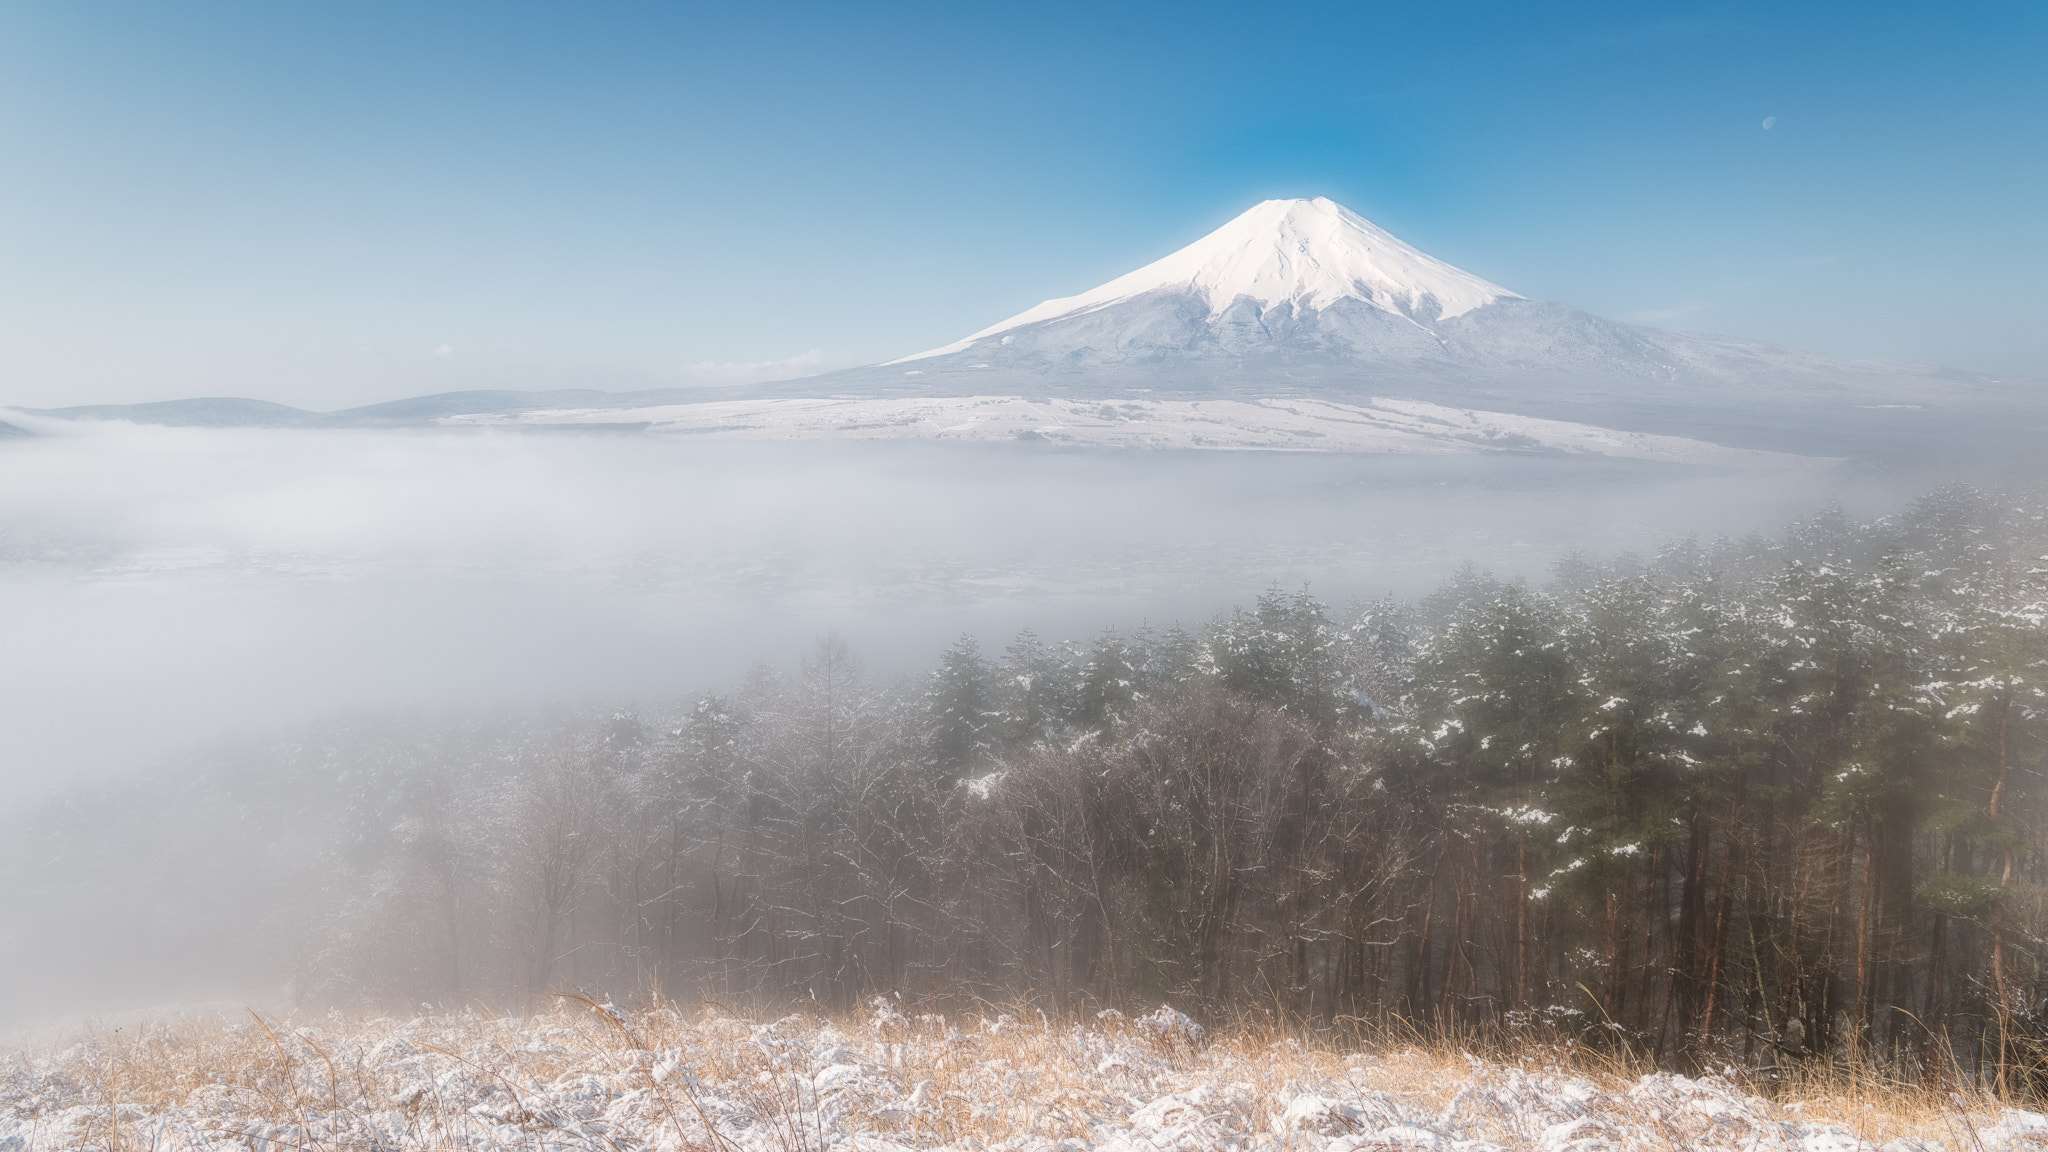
[0,1,2043,410]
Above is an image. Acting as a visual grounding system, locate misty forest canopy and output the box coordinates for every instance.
[15,483,2048,1071]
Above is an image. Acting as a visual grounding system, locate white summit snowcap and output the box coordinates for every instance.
[891,197,1520,363]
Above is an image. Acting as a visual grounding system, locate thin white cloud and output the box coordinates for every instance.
[679,349,828,382]
[1618,303,1709,325]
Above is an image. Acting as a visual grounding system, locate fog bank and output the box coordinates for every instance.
[0,419,1885,796]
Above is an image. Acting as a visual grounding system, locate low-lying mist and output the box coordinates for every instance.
[0,416,1957,1032]
[1,418,1880,796]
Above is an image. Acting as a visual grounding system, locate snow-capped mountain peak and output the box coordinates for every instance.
[890,197,1520,363]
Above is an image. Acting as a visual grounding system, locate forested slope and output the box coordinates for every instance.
[11,484,2047,1077]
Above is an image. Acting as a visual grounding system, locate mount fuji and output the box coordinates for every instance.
[15,197,2042,464]
[762,197,2038,459]
[890,197,1521,364]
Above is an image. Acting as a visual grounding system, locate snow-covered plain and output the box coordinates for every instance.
[444,394,1814,468]
[3,1003,2038,1152]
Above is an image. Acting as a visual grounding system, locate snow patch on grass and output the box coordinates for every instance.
[0,1004,2029,1152]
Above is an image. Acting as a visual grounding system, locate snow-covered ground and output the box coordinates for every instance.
[444,394,1814,468]
[2,1003,2037,1152]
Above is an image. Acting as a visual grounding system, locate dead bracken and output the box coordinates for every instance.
[2,999,2043,1152]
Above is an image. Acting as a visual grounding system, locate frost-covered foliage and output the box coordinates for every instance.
[1371,486,2048,1074]
[6,484,2048,1083]
[3,1004,2039,1152]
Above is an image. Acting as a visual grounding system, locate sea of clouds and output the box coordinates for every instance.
[0,416,1871,798]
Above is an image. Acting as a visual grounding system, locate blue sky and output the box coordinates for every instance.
[1,0,2042,409]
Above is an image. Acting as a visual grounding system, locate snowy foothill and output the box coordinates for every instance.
[1,1001,2039,1152]
[443,394,1817,469]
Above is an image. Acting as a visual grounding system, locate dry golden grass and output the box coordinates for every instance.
[0,998,2042,1151]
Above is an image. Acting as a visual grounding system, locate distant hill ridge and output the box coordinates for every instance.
[18,388,714,429]
[8,196,2044,461]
